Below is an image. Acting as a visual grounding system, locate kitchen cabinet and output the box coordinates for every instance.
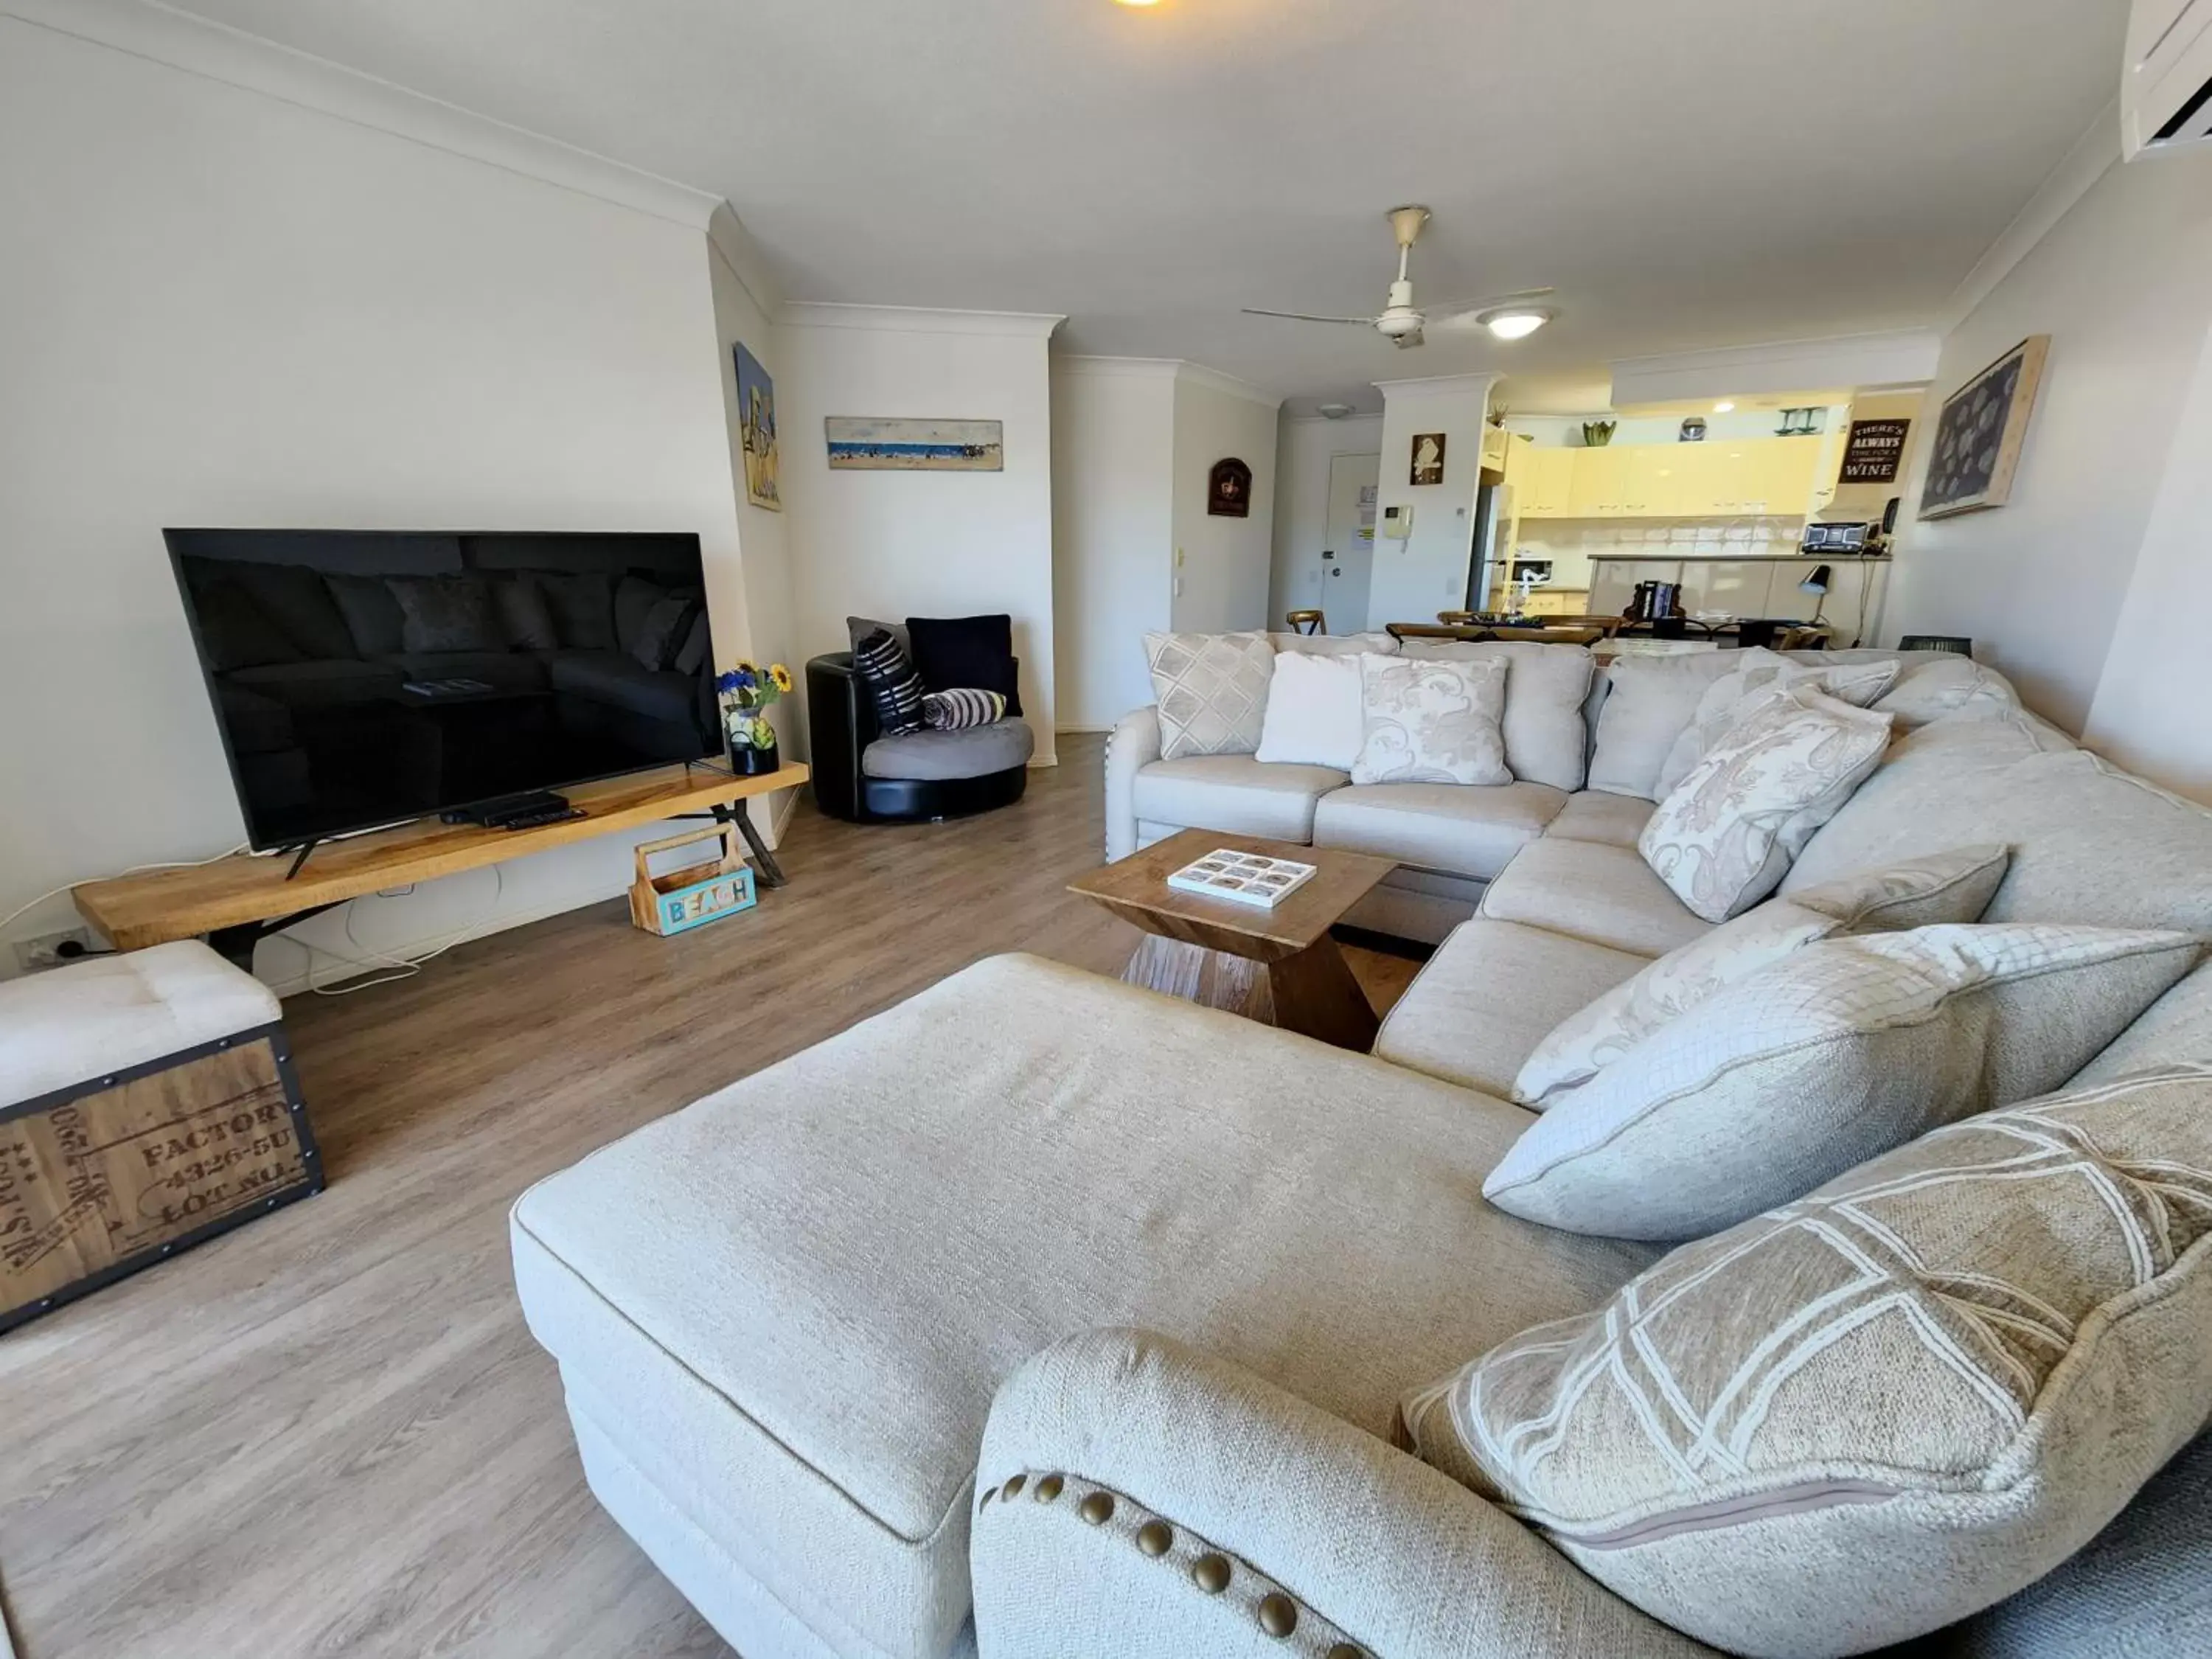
[1517,447,1576,515]
[1516,434,1832,521]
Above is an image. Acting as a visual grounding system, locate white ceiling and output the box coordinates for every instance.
[164,0,2125,410]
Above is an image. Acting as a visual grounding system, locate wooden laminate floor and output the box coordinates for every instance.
[0,734,1421,1659]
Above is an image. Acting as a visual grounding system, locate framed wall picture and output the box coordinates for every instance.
[1207,456,1252,517]
[824,417,1004,471]
[1920,335,2049,519]
[733,343,781,511]
[1410,432,1446,486]
[1840,417,1911,484]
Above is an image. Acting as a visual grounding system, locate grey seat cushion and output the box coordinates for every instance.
[1479,837,1712,959]
[2073,959,2212,1086]
[1374,918,1648,1097]
[510,956,1657,1659]
[1312,782,1568,882]
[543,650,689,720]
[1543,790,1657,849]
[1130,755,1346,842]
[863,720,1034,780]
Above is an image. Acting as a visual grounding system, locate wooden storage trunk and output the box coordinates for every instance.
[1,1024,322,1333]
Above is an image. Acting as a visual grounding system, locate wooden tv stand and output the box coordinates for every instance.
[74,762,810,967]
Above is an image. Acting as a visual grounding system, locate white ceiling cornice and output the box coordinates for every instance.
[1609,330,1942,407]
[1942,98,2121,333]
[1053,357,1279,408]
[2,0,724,229]
[706,203,784,324]
[1373,372,1500,401]
[780,303,1065,338]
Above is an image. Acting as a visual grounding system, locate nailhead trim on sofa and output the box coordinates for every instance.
[976,1468,1373,1658]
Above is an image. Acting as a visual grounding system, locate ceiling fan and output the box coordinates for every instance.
[1243,206,1555,350]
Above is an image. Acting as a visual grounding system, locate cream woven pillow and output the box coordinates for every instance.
[1639,682,1895,922]
[1513,845,2012,1107]
[1652,647,1902,799]
[1411,1063,2212,1658]
[1349,653,1510,786]
[1484,923,2200,1239]
[1143,631,1275,761]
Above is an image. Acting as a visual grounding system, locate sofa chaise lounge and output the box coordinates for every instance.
[511,638,2212,1659]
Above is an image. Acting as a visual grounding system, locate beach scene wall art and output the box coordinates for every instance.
[824,417,1004,472]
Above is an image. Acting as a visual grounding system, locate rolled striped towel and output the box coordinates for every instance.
[922,687,1006,730]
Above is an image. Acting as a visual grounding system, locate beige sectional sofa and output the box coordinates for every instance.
[512,639,2212,1659]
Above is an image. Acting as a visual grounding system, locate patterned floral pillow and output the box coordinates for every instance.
[1652,647,1902,799]
[1408,1063,2212,1658]
[1513,844,2012,1106]
[1349,653,1509,786]
[1143,631,1276,761]
[1639,682,1896,922]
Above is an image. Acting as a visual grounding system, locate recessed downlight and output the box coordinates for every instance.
[1714,400,1736,413]
[1478,307,1554,341]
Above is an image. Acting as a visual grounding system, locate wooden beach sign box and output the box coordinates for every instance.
[629,825,757,936]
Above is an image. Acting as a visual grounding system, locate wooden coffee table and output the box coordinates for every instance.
[1069,829,1397,1050]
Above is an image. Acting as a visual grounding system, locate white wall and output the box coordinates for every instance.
[1270,413,1386,627]
[2082,315,2212,803]
[1885,147,2212,731]
[774,307,1062,762]
[1050,361,1175,729]
[0,16,783,990]
[707,209,800,774]
[1168,373,1279,634]
[1366,375,1498,630]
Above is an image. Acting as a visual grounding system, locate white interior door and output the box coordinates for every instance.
[1321,452,1380,634]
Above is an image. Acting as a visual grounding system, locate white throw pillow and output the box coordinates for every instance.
[1143,630,1275,761]
[1252,650,1364,771]
[1349,653,1510,787]
[1639,681,1895,922]
[1512,844,2013,1107]
[1411,1064,2212,1659]
[1652,647,1902,799]
[1483,922,2202,1239]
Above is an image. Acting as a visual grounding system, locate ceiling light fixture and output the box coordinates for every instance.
[1476,306,1554,341]
[1714,400,1736,413]
[1113,0,1162,7]
[1317,403,1354,420]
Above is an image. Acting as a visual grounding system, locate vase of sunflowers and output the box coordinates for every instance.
[717,661,791,776]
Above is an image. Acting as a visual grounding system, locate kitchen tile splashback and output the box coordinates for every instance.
[1514,518,1806,591]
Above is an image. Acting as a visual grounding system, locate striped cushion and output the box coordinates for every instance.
[854,629,925,736]
[922,687,1006,730]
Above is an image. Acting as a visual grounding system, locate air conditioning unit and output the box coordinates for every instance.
[2126,0,2212,157]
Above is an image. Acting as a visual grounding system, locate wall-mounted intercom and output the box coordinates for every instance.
[1382,504,1413,541]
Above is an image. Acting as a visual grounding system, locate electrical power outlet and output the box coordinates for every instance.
[14,928,93,973]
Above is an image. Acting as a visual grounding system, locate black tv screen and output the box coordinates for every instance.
[164,529,720,850]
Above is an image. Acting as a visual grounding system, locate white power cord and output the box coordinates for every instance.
[0,842,251,939]
[301,864,505,995]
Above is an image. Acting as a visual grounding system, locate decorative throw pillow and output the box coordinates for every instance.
[908,614,1022,716]
[1397,640,1595,791]
[1253,650,1363,771]
[672,609,712,676]
[1482,922,2200,1239]
[189,576,304,671]
[1639,682,1895,922]
[629,593,698,671]
[1350,653,1510,786]
[325,571,406,657]
[1513,844,2014,1107]
[1652,647,1902,799]
[493,574,560,651]
[1144,631,1276,761]
[1409,1063,2212,1658]
[1586,652,1745,799]
[534,571,616,650]
[853,627,926,736]
[613,575,669,658]
[922,687,1006,730]
[386,574,495,655]
[847,614,911,660]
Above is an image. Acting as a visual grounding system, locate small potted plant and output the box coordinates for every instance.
[717,661,790,776]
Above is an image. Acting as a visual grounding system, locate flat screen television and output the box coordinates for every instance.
[164,529,720,851]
